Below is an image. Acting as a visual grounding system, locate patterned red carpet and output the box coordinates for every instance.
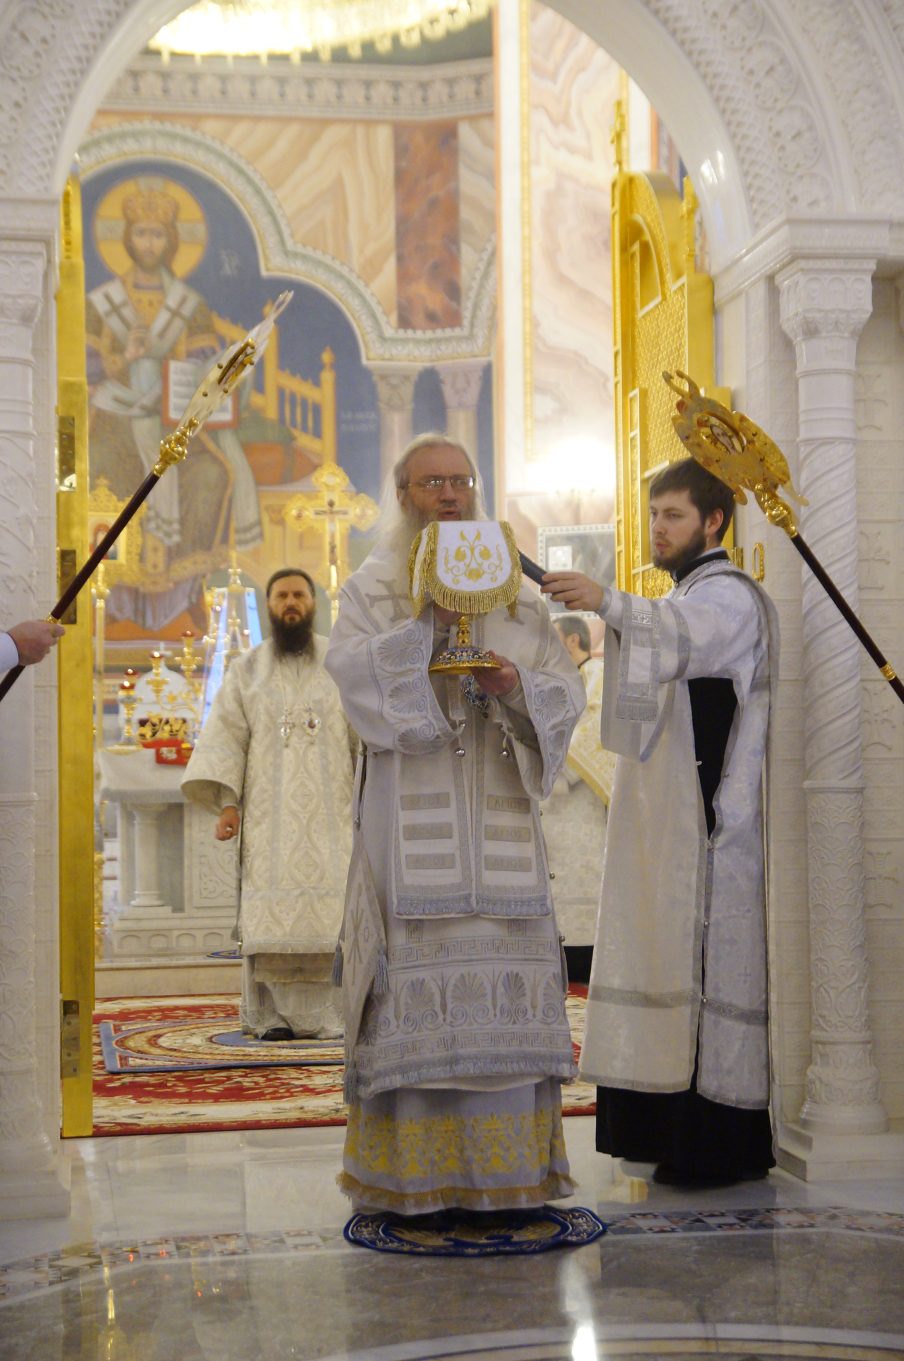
[91,989,595,1137]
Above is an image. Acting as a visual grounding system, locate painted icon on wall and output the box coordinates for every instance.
[83,165,378,641]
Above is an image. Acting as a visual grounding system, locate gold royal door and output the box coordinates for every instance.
[610,100,733,599]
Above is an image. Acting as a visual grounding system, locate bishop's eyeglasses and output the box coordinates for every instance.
[404,475,476,491]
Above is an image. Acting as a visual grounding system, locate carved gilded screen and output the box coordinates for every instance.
[611,114,730,597]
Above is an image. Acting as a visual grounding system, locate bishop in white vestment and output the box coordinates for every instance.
[182,569,356,1040]
[325,435,585,1215]
[543,458,779,1186]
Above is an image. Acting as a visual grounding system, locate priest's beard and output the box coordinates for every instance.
[400,495,477,538]
[270,609,315,657]
[653,524,708,576]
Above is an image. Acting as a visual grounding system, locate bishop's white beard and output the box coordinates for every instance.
[381,496,479,567]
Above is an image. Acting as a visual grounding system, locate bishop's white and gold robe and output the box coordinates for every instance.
[325,539,586,1214]
[182,636,356,1038]
[579,558,779,1111]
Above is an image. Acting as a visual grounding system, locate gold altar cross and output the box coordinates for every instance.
[283,458,379,623]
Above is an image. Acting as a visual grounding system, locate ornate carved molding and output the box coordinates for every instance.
[104,52,494,121]
[0,0,902,244]
[79,121,496,363]
[0,241,47,333]
[787,0,904,215]
[0,0,135,194]
[645,0,834,224]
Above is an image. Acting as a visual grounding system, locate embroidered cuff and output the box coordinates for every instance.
[597,586,625,630]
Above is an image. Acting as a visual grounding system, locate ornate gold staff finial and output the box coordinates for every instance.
[0,292,294,705]
[662,370,904,707]
[662,369,808,536]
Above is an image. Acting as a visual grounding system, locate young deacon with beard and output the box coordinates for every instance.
[182,568,357,1040]
[325,433,586,1215]
[543,458,779,1187]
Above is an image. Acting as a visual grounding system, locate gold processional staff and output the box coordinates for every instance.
[664,370,904,707]
[0,291,294,705]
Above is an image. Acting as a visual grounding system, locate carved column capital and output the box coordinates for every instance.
[777,258,874,356]
[0,240,48,342]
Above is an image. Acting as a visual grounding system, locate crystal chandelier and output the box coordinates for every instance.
[149,0,492,61]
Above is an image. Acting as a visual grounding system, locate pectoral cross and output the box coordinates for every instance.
[279,709,295,746]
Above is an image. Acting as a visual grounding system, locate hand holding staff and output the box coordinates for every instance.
[0,292,293,705]
[664,370,904,707]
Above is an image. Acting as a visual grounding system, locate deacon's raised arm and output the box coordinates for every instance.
[541,569,765,683]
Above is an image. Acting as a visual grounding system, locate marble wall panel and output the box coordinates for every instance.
[458,116,495,305]
[394,120,462,330]
[854,293,904,1119]
[528,5,619,469]
[91,110,398,323]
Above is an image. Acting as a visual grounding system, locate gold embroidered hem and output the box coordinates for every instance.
[337,1169,576,1215]
[340,1079,574,1215]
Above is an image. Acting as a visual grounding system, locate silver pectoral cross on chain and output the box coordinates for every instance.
[279,709,296,746]
[279,706,321,746]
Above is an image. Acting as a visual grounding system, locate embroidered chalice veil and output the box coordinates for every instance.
[408,520,522,619]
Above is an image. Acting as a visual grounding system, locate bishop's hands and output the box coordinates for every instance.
[541,571,605,613]
[215,806,241,841]
[469,652,518,696]
[432,604,518,697]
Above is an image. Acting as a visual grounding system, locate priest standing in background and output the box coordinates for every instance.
[542,457,779,1187]
[182,567,356,1041]
[325,433,585,1215]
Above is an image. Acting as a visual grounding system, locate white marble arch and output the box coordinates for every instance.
[2,0,904,1221]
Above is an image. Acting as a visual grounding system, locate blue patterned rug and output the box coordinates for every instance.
[344,1205,606,1255]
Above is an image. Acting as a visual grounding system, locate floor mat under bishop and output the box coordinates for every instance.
[343,1205,606,1256]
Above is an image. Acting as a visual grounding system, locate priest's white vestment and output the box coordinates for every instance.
[579,558,778,1110]
[182,636,355,1038]
[325,539,586,1214]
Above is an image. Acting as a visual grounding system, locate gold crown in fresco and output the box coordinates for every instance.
[122,190,179,227]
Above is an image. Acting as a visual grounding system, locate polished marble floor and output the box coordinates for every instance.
[1,1118,903,1360]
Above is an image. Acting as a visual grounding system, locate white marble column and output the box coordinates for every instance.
[369,365,419,480]
[437,361,486,461]
[777,258,891,1163]
[129,803,170,911]
[0,239,69,1216]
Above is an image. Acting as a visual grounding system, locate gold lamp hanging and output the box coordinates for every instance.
[409,519,522,674]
